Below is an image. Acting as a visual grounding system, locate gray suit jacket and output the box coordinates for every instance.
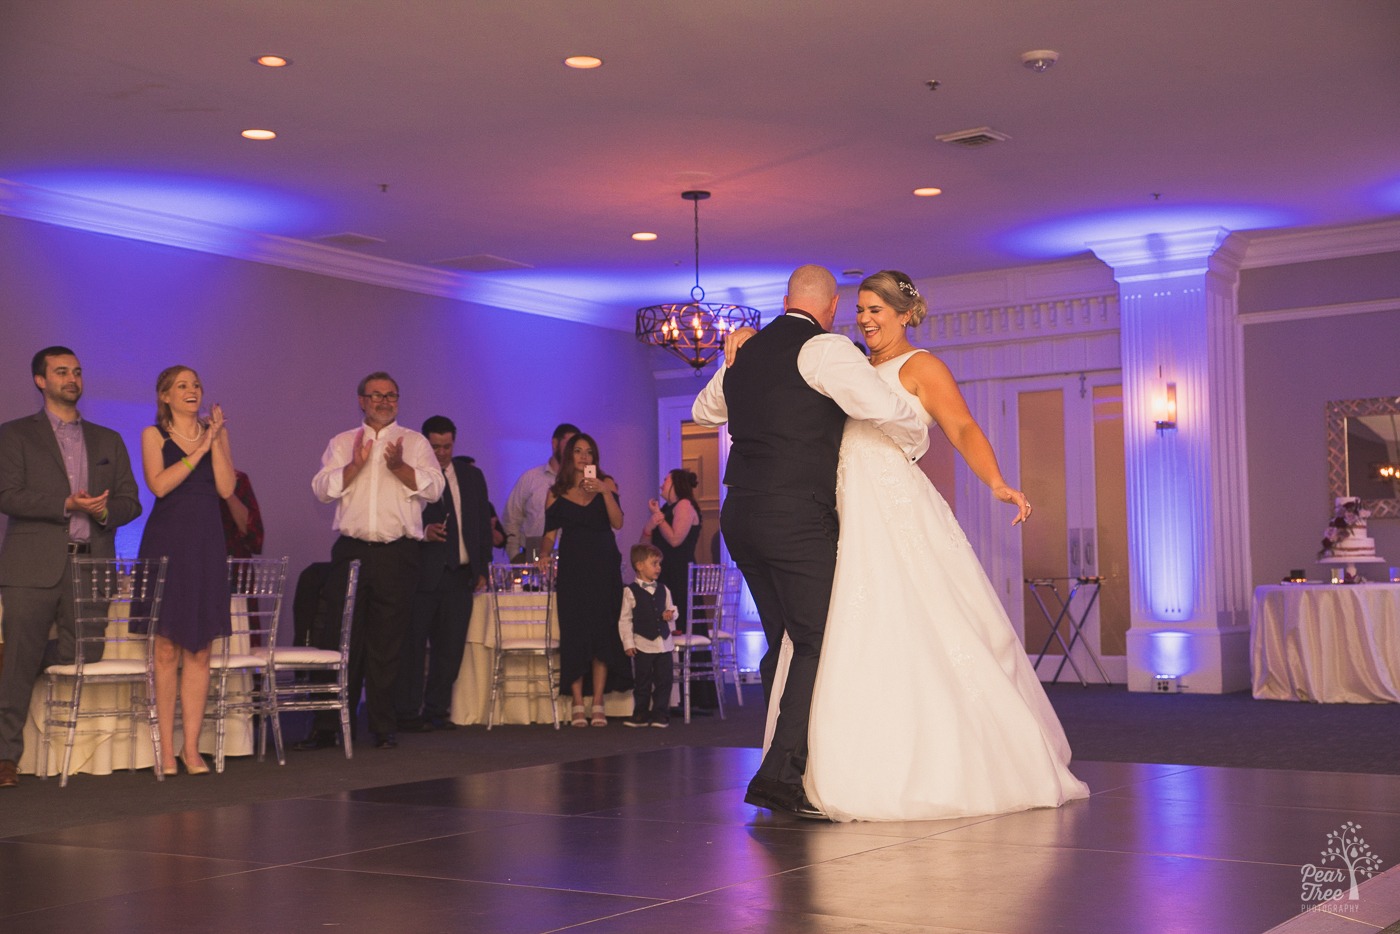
[0,410,142,589]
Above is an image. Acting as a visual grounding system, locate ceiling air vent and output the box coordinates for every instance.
[935,126,1011,148]
[313,232,386,249]
[433,253,534,272]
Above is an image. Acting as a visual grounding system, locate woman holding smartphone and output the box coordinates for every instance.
[540,433,630,727]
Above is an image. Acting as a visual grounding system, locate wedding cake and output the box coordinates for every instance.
[1318,497,1376,558]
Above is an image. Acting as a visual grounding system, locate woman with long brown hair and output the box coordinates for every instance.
[539,433,631,726]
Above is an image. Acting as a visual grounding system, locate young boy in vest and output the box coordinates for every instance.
[619,543,677,728]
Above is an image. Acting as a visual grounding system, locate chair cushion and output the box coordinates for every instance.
[45,660,146,677]
[211,653,265,670]
[673,634,712,648]
[269,647,341,665]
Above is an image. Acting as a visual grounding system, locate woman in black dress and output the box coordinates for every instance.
[642,469,701,630]
[138,366,234,775]
[540,433,630,727]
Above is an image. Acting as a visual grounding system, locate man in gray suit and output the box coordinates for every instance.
[0,346,141,788]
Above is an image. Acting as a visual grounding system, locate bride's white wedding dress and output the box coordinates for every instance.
[764,349,1089,822]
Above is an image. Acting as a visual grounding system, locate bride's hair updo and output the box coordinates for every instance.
[859,270,928,327]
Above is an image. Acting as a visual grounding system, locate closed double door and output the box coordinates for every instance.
[1012,372,1128,683]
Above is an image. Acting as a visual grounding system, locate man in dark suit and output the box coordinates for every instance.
[0,346,142,788]
[691,266,929,818]
[394,415,494,731]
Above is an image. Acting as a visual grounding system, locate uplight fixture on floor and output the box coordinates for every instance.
[635,190,761,372]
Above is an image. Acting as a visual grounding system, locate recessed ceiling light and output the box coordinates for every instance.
[252,54,291,68]
[913,187,943,197]
[241,128,277,140]
[564,55,603,69]
[631,232,658,241]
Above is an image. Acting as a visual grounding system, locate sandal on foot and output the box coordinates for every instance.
[571,705,587,728]
[590,705,607,727]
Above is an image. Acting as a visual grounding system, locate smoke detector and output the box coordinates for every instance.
[935,126,1011,148]
[1021,49,1059,73]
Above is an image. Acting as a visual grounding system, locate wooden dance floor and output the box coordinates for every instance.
[4,744,1400,932]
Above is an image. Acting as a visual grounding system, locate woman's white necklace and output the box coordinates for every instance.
[168,421,204,444]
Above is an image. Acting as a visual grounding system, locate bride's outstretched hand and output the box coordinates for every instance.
[993,485,1032,526]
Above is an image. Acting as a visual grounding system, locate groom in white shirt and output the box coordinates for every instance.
[692,265,928,818]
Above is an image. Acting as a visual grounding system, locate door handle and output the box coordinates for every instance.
[1083,529,1096,572]
[1068,529,1081,576]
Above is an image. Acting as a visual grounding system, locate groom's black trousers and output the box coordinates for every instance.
[721,487,838,788]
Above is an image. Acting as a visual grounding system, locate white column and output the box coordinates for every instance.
[1089,228,1251,693]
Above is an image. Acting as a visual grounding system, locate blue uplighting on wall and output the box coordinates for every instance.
[8,170,315,231]
[1373,176,1400,212]
[1148,630,1194,678]
[1002,203,1293,260]
[1142,431,1195,620]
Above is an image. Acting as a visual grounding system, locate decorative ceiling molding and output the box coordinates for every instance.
[1236,217,1400,269]
[1238,296,1400,326]
[0,179,623,330]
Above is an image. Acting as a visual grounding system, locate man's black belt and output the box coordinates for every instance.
[66,541,91,555]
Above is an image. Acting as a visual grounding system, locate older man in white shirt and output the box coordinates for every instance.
[301,371,444,751]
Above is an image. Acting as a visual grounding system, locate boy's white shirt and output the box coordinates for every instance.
[618,576,676,653]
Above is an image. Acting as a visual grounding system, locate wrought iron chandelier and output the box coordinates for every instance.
[635,190,761,371]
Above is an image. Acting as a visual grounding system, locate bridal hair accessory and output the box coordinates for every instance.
[897,279,920,299]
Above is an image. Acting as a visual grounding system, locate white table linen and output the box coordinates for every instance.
[449,592,631,725]
[18,599,255,776]
[1251,583,1400,703]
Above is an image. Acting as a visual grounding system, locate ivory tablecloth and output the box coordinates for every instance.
[449,592,631,725]
[18,599,255,776]
[1251,583,1400,702]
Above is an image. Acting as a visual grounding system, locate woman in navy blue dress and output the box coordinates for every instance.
[138,366,234,775]
[540,433,630,727]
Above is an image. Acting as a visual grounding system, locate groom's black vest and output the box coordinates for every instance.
[722,312,847,507]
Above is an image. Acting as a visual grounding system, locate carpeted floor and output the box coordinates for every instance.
[5,682,1400,839]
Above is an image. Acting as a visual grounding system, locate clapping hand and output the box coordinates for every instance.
[384,438,405,470]
[351,430,373,469]
[647,498,665,523]
[67,488,109,518]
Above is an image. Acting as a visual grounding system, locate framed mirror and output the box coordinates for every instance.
[1326,396,1400,519]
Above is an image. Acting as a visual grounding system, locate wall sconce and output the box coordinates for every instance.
[1154,382,1178,431]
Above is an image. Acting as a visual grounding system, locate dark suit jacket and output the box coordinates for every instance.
[419,455,493,590]
[0,409,142,588]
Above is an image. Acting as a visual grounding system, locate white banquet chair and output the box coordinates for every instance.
[38,556,168,787]
[486,562,559,730]
[207,556,288,772]
[255,559,359,762]
[674,563,726,724]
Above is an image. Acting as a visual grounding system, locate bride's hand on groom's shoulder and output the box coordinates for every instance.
[724,327,757,362]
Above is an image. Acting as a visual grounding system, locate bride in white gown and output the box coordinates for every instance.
[759,270,1089,822]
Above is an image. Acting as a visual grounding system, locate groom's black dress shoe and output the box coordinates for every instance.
[745,777,828,820]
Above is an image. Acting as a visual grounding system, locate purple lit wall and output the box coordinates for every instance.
[1241,251,1400,585]
[0,214,660,589]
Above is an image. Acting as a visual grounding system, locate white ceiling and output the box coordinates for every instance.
[2,0,1398,327]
